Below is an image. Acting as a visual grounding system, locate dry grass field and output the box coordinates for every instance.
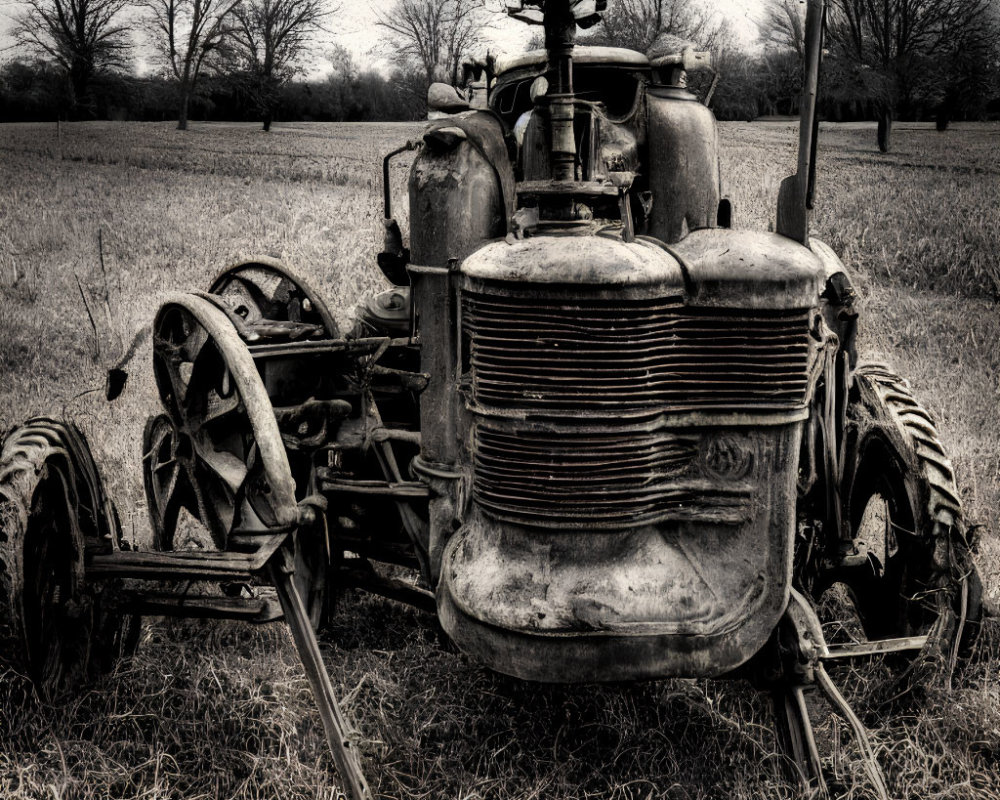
[1,118,999,800]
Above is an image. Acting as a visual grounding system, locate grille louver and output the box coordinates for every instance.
[473,427,755,528]
[462,289,812,528]
[464,293,812,413]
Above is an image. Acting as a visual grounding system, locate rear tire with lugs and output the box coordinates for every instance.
[0,419,138,700]
[840,366,982,675]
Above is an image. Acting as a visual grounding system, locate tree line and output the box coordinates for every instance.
[3,0,999,146]
[0,47,424,124]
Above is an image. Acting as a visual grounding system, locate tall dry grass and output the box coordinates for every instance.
[0,120,998,799]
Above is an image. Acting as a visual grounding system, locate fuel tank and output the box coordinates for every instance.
[429,228,827,682]
[646,85,721,244]
[408,112,515,267]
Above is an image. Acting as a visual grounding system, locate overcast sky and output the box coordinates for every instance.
[0,0,768,76]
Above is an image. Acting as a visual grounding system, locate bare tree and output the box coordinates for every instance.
[757,0,806,58]
[141,0,242,129]
[585,0,730,54]
[12,0,132,115]
[375,0,487,91]
[230,0,332,131]
[827,0,999,151]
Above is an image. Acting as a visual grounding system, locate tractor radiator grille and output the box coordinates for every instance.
[473,426,755,528]
[463,290,811,528]
[473,425,726,528]
[463,293,813,413]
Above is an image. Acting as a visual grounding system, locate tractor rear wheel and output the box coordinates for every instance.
[837,365,982,673]
[0,419,139,699]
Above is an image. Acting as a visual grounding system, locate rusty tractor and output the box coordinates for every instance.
[0,1,984,797]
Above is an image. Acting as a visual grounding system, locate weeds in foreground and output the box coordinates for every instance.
[1,608,998,800]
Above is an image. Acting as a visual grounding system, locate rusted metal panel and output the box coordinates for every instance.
[408,264,460,467]
[437,424,800,681]
[408,112,514,268]
[669,228,827,309]
[646,85,721,244]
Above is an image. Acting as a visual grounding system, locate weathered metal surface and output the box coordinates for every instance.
[125,591,282,622]
[516,179,621,199]
[436,421,801,681]
[408,264,459,466]
[776,0,825,244]
[668,228,827,308]
[824,636,929,660]
[408,112,514,268]
[463,291,813,415]
[149,294,300,544]
[270,551,372,800]
[318,476,430,499]
[461,234,684,288]
[646,84,721,243]
[208,257,340,338]
[473,427,759,526]
[87,533,288,580]
[493,45,648,77]
[411,210,836,681]
[246,336,410,360]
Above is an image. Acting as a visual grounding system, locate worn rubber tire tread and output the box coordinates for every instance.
[849,365,982,659]
[0,419,137,697]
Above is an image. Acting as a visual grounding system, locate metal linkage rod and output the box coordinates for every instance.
[269,551,372,800]
[816,664,890,800]
[772,685,827,797]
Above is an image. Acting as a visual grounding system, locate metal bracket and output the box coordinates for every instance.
[772,589,891,800]
[269,549,372,800]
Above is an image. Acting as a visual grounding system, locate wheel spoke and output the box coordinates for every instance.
[200,446,249,496]
[153,462,185,548]
[182,328,223,420]
[186,459,235,547]
[241,441,279,530]
[273,277,298,317]
[198,392,241,426]
[153,349,187,421]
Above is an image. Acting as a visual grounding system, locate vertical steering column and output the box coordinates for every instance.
[544,0,578,183]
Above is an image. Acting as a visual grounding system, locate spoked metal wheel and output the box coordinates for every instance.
[835,366,982,674]
[0,419,138,699]
[211,262,346,627]
[148,294,299,549]
[208,258,339,339]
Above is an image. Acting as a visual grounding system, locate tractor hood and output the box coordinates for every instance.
[461,228,826,309]
[670,228,827,309]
